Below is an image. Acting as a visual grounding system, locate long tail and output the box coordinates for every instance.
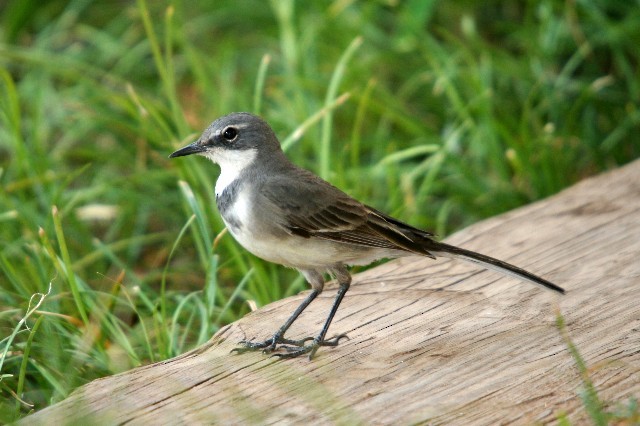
[430,241,565,294]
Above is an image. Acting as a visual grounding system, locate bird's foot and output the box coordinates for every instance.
[232,333,349,359]
[272,333,350,360]
[231,334,314,355]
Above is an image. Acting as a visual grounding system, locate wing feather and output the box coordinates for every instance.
[260,167,436,257]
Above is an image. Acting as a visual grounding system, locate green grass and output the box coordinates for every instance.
[0,0,639,421]
[555,311,639,425]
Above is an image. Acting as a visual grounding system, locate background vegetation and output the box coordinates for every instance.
[1,0,638,421]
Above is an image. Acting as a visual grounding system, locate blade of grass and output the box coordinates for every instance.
[136,0,187,134]
[214,268,253,325]
[204,253,220,323]
[169,292,203,355]
[556,309,608,426]
[161,214,196,320]
[281,92,351,152]
[117,283,155,364]
[15,315,44,412]
[52,206,89,326]
[253,54,272,115]
[320,36,362,179]
[377,144,441,166]
[350,78,377,169]
[0,280,51,378]
[178,180,211,264]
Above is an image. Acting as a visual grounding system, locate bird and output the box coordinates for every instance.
[169,112,565,360]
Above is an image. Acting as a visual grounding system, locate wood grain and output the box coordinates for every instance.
[22,160,640,425]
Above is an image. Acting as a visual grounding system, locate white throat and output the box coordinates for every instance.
[204,148,258,197]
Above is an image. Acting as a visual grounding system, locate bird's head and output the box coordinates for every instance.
[169,112,283,169]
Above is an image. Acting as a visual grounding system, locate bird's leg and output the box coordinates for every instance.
[274,266,351,360]
[232,288,319,354]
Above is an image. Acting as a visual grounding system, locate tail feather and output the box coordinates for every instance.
[431,241,565,294]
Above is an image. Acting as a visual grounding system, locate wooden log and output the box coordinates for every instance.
[22,160,640,425]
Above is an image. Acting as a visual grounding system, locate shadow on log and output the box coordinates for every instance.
[22,160,640,425]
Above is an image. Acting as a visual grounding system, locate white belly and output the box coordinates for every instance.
[222,192,390,270]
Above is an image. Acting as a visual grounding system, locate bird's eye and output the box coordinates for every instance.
[222,127,238,141]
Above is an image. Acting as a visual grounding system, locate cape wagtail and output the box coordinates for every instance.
[170,112,565,360]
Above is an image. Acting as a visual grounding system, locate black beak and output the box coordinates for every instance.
[169,141,206,158]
